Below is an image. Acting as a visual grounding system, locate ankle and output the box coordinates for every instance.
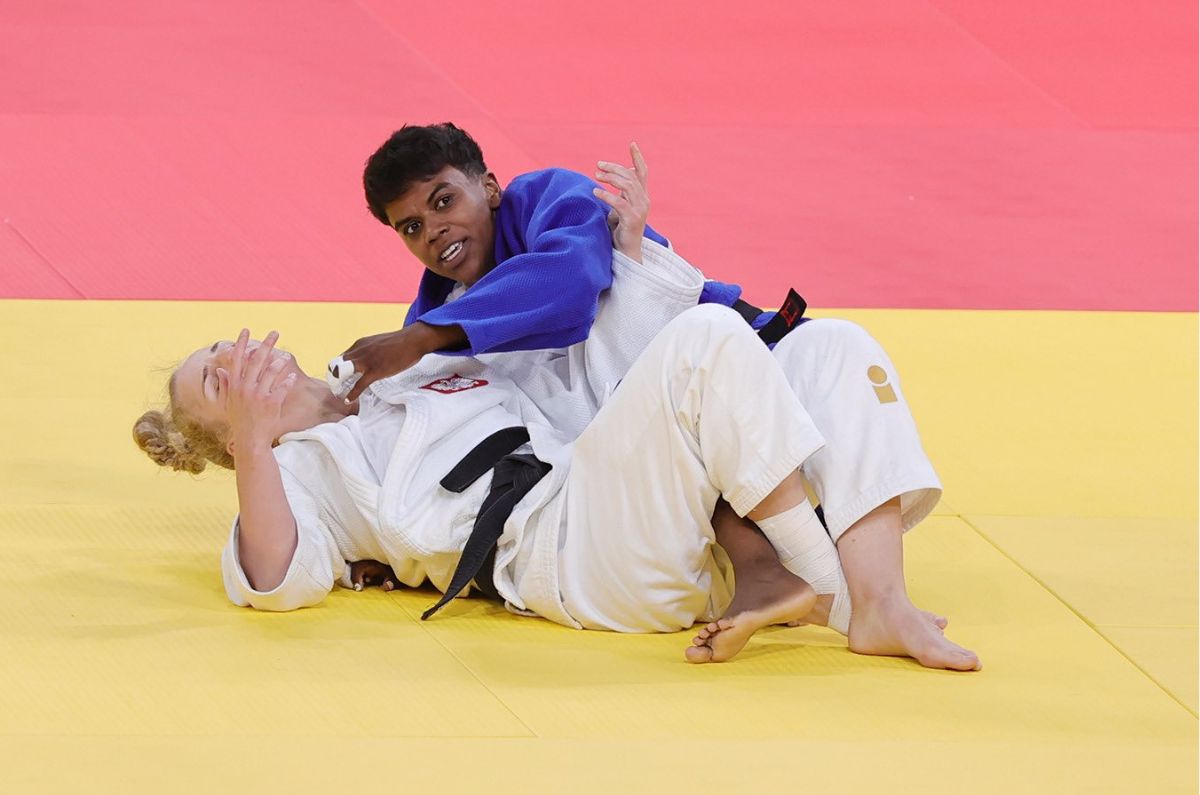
[851,587,910,613]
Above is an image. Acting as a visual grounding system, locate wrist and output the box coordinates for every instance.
[619,239,643,264]
[230,435,275,462]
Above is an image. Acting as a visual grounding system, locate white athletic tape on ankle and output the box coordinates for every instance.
[755,502,843,596]
[828,585,852,636]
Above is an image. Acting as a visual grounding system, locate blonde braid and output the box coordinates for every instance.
[132,372,234,472]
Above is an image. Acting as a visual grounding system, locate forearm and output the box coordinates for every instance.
[409,320,467,354]
[234,445,299,591]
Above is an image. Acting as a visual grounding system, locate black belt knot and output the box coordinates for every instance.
[422,427,551,620]
[732,287,808,345]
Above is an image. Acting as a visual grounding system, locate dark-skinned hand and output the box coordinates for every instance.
[347,560,400,592]
[337,321,467,402]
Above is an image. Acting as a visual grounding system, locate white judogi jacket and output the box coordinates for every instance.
[221,240,706,626]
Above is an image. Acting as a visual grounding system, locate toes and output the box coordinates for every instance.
[685,644,715,664]
[919,642,981,672]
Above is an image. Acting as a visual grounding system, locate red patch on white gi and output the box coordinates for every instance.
[420,374,489,394]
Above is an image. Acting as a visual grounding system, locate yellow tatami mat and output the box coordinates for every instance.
[0,300,1195,793]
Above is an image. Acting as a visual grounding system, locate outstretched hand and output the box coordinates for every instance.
[216,329,298,459]
[593,141,649,264]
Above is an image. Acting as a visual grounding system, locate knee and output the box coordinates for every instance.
[788,318,892,371]
[663,304,756,349]
[799,319,881,357]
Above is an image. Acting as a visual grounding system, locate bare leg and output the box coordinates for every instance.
[685,499,815,663]
[838,499,980,671]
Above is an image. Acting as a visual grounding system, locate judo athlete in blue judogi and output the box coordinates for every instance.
[334,124,756,403]
[327,123,980,671]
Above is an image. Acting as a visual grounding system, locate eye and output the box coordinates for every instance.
[435,194,452,209]
[402,220,420,237]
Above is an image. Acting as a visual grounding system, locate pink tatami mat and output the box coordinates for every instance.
[0,0,1195,309]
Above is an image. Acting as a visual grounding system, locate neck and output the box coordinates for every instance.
[292,377,356,430]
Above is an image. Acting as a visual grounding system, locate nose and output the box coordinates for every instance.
[425,220,448,246]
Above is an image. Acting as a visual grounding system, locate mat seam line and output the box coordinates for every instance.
[956,513,1199,719]
[350,0,545,171]
[388,600,541,739]
[1097,624,1199,630]
[921,0,1094,130]
[3,219,86,298]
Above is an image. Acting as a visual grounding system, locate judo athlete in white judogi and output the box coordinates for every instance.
[325,134,980,670]
[133,235,980,669]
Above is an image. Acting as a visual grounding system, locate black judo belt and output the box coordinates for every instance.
[731,288,808,346]
[421,427,552,621]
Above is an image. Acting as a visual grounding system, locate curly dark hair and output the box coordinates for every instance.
[363,123,489,226]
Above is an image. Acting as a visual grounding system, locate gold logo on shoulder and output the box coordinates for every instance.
[868,365,897,404]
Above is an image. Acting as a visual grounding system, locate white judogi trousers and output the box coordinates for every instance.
[557,306,941,633]
[770,318,942,542]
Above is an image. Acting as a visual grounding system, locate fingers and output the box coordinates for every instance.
[339,337,367,361]
[258,354,298,402]
[230,329,250,382]
[344,370,379,403]
[592,187,622,209]
[215,368,230,409]
[241,330,279,387]
[350,563,397,592]
[595,163,638,194]
[256,356,287,398]
[629,141,647,184]
[271,372,298,404]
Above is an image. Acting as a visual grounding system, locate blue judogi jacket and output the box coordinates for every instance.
[403,168,746,355]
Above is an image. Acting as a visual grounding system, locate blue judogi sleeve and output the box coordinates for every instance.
[404,168,742,355]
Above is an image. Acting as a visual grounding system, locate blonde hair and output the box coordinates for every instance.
[132,371,234,473]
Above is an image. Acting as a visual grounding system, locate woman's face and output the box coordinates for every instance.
[173,338,309,441]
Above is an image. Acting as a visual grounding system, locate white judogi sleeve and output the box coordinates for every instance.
[576,238,706,409]
[221,467,346,612]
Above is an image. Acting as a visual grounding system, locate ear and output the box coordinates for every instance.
[483,172,502,210]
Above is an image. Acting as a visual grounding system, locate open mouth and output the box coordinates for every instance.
[439,240,465,264]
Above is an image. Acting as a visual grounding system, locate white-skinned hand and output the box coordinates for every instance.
[216,329,298,458]
[593,142,649,264]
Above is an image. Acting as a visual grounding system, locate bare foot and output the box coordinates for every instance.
[848,595,980,671]
[685,571,816,663]
[790,599,946,633]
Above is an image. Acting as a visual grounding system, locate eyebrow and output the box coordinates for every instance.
[392,182,451,230]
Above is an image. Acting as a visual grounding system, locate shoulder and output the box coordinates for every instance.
[274,423,347,474]
[506,168,596,200]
